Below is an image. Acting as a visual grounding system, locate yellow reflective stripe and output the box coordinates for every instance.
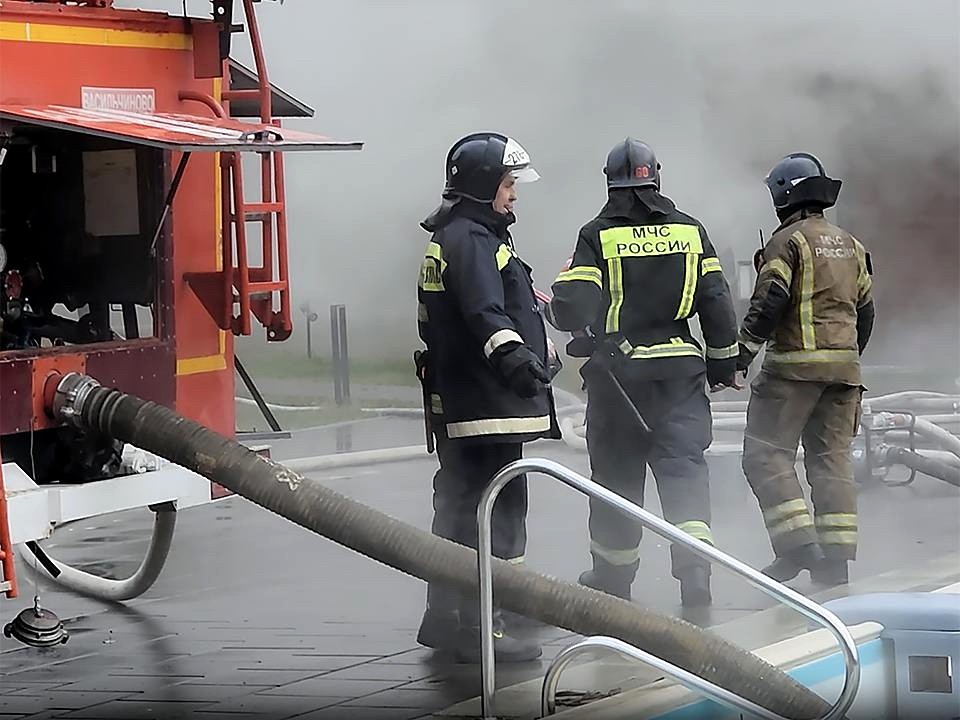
[425,241,445,265]
[628,337,702,360]
[590,541,640,566]
[762,498,809,524]
[793,231,816,349]
[600,224,703,259]
[430,394,443,415]
[677,520,714,545]
[419,241,446,292]
[483,329,524,358]
[819,531,858,545]
[768,513,816,538]
[675,252,699,320]
[701,257,723,276]
[706,343,739,360]
[763,257,794,287]
[555,266,602,287]
[766,349,859,364]
[605,258,624,333]
[815,513,858,529]
[496,243,513,271]
[446,415,552,439]
[417,302,429,322]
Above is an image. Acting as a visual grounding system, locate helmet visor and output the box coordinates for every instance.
[509,165,541,184]
[502,136,540,184]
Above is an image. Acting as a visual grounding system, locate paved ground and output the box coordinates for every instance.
[1,417,959,720]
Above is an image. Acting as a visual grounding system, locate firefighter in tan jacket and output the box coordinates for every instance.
[737,152,875,586]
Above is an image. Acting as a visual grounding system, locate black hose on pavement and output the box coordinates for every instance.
[53,373,834,719]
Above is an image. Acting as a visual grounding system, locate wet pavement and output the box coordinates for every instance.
[2,418,959,720]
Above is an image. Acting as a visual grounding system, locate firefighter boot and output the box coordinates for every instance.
[811,558,849,586]
[416,608,459,650]
[578,559,639,601]
[762,543,826,583]
[417,582,460,650]
[454,609,542,664]
[679,566,712,608]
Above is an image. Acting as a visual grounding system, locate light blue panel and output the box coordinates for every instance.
[651,639,888,720]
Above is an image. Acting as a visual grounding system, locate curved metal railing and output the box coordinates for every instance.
[476,457,860,720]
[541,636,785,719]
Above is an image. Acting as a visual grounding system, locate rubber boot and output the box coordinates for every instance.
[417,581,460,650]
[679,566,712,608]
[811,558,849,586]
[416,608,459,650]
[454,609,542,664]
[762,543,825,582]
[501,609,545,632]
[578,558,638,601]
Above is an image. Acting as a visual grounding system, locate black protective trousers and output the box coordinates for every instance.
[584,366,715,580]
[424,433,528,625]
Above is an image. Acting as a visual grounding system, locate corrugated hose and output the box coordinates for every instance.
[51,372,834,720]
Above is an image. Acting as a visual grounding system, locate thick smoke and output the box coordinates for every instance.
[117,1,959,375]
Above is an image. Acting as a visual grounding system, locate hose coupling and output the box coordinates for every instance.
[50,372,101,427]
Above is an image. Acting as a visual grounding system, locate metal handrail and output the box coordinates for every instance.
[541,636,784,719]
[476,457,860,720]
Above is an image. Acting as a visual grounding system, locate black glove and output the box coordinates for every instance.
[545,341,563,380]
[491,343,550,398]
[565,326,597,358]
[736,342,758,374]
[707,358,737,389]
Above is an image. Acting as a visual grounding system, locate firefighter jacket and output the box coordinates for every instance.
[416,200,559,444]
[739,209,875,385]
[549,189,739,385]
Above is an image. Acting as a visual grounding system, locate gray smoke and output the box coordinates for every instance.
[117,0,959,374]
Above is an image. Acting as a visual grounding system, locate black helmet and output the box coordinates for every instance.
[604,137,660,189]
[443,132,540,203]
[764,152,842,216]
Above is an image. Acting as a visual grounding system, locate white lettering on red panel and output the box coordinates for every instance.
[81,87,156,114]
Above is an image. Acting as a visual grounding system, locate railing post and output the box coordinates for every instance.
[330,304,350,406]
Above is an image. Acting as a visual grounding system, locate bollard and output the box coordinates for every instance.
[330,304,350,406]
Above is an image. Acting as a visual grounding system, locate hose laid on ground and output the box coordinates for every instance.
[16,506,177,601]
[868,414,960,460]
[912,418,960,459]
[53,373,832,720]
[284,445,431,472]
[885,447,960,487]
[236,397,329,412]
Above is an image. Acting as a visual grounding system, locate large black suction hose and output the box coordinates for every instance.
[51,373,832,719]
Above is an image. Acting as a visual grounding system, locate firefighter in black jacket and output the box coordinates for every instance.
[549,138,739,608]
[415,132,559,663]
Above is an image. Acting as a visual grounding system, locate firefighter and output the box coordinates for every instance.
[414,132,559,663]
[737,152,875,586]
[548,138,739,608]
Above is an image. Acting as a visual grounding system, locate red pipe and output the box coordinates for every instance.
[242,0,272,124]
[178,91,226,118]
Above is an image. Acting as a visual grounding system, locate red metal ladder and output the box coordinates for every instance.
[182,0,295,342]
[219,144,292,341]
[215,0,293,341]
